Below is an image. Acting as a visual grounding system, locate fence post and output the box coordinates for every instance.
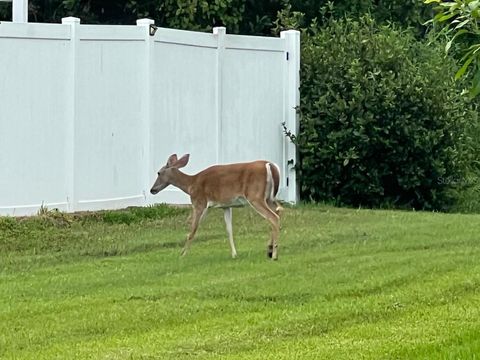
[137,18,155,206]
[213,27,226,164]
[281,30,300,204]
[12,0,28,23]
[62,17,80,212]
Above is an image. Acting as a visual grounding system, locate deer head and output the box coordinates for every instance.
[150,153,190,194]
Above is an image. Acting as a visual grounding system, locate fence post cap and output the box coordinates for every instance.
[61,17,80,24]
[280,29,300,38]
[213,27,226,36]
[136,18,155,26]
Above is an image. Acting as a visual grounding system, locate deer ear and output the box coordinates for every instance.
[173,154,190,169]
[167,154,178,167]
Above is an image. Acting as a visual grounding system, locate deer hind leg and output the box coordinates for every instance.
[248,199,280,260]
[265,192,282,251]
[267,198,283,217]
[181,202,207,256]
[223,207,237,258]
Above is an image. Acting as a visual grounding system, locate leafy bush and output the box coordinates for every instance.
[298,16,480,210]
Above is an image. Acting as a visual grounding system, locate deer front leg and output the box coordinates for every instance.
[223,207,237,258]
[181,204,207,256]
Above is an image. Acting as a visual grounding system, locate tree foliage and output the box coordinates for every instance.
[425,0,480,96]
[1,0,280,34]
[1,0,430,36]
[290,0,430,34]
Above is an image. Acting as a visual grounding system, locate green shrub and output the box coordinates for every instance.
[298,16,480,210]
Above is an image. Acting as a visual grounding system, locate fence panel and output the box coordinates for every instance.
[0,23,71,214]
[221,44,286,196]
[74,25,146,211]
[148,29,218,205]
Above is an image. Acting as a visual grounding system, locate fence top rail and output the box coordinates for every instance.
[153,26,217,48]
[224,34,285,52]
[0,21,70,40]
[78,24,145,41]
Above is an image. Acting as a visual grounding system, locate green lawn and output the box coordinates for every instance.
[1,205,479,359]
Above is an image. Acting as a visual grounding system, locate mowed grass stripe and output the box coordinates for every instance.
[1,205,479,359]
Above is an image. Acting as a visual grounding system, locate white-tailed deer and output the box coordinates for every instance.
[150,154,282,259]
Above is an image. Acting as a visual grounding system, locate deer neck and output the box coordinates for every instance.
[169,169,194,195]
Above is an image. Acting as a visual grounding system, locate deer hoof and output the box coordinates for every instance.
[267,245,273,258]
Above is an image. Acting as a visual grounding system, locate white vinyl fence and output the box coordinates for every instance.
[0,18,299,216]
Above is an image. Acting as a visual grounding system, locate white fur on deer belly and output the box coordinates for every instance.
[207,197,248,208]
